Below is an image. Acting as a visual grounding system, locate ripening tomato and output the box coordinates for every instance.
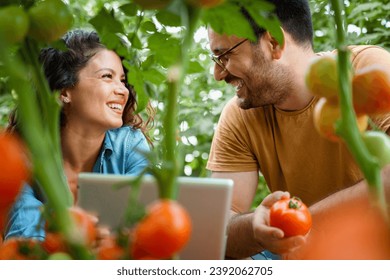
[28,0,73,43]
[352,65,390,115]
[0,238,41,260]
[133,0,171,9]
[361,131,390,168]
[0,133,30,210]
[313,97,368,142]
[270,197,312,237]
[69,207,97,247]
[41,232,67,254]
[131,199,192,259]
[96,235,126,260]
[305,55,339,103]
[0,5,29,44]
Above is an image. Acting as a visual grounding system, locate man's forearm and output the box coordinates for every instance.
[225,212,264,259]
[310,166,390,230]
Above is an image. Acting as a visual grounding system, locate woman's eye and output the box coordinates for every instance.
[102,73,113,79]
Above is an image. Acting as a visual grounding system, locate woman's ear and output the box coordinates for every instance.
[60,89,71,104]
[263,29,286,60]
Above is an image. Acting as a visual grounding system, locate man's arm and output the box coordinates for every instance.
[212,171,305,259]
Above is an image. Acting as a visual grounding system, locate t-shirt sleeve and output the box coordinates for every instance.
[351,45,390,71]
[206,98,259,172]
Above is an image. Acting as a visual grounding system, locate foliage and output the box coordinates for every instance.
[0,0,389,204]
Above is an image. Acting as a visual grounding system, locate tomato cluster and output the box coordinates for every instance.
[269,197,312,237]
[0,200,192,260]
[0,0,73,44]
[306,55,390,167]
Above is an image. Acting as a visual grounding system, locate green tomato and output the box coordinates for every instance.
[0,5,29,44]
[28,0,73,43]
[362,131,390,168]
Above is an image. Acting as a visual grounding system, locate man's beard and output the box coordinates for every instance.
[237,49,294,110]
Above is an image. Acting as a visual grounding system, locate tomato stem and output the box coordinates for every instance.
[157,4,201,200]
[329,0,388,220]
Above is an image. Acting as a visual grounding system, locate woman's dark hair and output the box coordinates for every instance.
[8,29,153,143]
[240,0,313,49]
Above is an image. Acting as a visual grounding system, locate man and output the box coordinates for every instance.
[206,0,390,259]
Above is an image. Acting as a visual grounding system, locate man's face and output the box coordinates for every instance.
[208,29,293,109]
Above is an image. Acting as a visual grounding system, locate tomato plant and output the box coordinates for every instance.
[352,65,390,116]
[28,0,73,43]
[69,207,97,246]
[131,200,191,259]
[313,97,368,142]
[0,5,29,44]
[270,197,312,237]
[361,131,390,168]
[305,55,339,103]
[0,133,30,210]
[41,232,67,254]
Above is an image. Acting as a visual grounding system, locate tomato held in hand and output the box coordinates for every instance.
[270,197,312,237]
[131,199,192,259]
[28,0,73,43]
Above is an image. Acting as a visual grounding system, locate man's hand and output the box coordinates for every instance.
[252,191,306,255]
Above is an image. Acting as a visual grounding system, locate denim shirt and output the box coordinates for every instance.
[4,126,150,240]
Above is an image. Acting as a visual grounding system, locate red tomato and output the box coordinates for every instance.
[0,238,41,260]
[0,133,30,210]
[270,197,312,237]
[69,207,97,247]
[41,232,67,254]
[131,199,192,259]
[96,235,125,260]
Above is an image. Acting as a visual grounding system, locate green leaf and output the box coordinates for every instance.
[141,21,157,33]
[156,10,182,27]
[124,62,149,114]
[147,33,180,67]
[119,3,138,17]
[187,60,204,74]
[143,68,166,84]
[201,2,256,41]
[89,8,124,35]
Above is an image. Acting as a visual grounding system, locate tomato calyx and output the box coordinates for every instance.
[288,197,301,210]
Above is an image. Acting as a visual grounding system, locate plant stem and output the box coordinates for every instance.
[1,40,91,259]
[330,0,388,219]
[159,4,201,199]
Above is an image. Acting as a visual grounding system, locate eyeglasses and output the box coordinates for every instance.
[210,39,248,71]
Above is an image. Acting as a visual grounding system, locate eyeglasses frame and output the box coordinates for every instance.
[210,38,248,71]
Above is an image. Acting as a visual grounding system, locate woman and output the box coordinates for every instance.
[4,29,153,240]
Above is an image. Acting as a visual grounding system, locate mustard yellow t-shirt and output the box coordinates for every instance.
[207,45,390,206]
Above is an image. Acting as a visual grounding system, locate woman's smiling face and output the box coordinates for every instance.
[63,49,129,131]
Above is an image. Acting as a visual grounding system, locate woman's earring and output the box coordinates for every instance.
[63,97,70,104]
